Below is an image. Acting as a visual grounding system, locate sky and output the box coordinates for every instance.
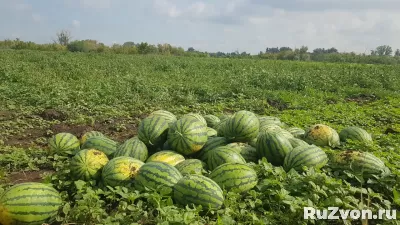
[1,0,400,54]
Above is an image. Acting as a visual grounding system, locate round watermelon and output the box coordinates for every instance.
[256,131,293,166]
[102,156,144,187]
[175,159,206,175]
[195,137,228,161]
[0,182,62,225]
[206,146,246,170]
[288,138,309,148]
[258,116,283,127]
[113,137,148,162]
[206,127,218,137]
[167,117,208,155]
[138,115,169,151]
[203,115,220,128]
[173,174,224,210]
[339,126,373,143]
[303,124,340,148]
[224,110,259,142]
[48,132,80,155]
[209,163,258,193]
[149,110,177,124]
[146,150,185,166]
[226,142,258,163]
[80,131,105,145]
[135,161,183,191]
[181,113,207,126]
[286,127,305,139]
[81,136,118,157]
[70,149,109,181]
[283,145,328,172]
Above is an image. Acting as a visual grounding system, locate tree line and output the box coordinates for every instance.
[1,30,400,65]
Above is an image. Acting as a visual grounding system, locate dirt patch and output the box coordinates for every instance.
[3,128,48,148]
[6,170,54,184]
[267,99,289,111]
[345,93,379,104]
[39,109,68,121]
[0,110,17,121]
[50,124,92,138]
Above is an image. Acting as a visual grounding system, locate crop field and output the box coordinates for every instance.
[0,50,399,224]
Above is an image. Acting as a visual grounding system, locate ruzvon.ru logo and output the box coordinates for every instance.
[304,207,397,220]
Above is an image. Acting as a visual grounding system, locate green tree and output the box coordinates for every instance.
[395,49,400,57]
[54,30,72,46]
[375,45,393,56]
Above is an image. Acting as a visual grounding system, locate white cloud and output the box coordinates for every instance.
[72,20,81,28]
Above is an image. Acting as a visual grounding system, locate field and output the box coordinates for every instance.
[0,50,399,224]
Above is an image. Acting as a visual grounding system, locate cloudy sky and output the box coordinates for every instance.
[1,0,399,54]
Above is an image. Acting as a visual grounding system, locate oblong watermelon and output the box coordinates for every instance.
[48,132,80,155]
[256,131,293,166]
[70,149,109,181]
[102,156,144,187]
[224,110,259,142]
[203,115,220,128]
[81,136,118,156]
[283,145,328,172]
[288,138,309,148]
[138,115,169,151]
[135,161,183,191]
[209,163,258,193]
[206,146,246,170]
[173,174,224,210]
[303,124,340,148]
[206,127,218,137]
[80,131,105,145]
[175,159,206,175]
[146,150,185,166]
[167,117,208,155]
[195,137,228,161]
[258,116,283,127]
[339,126,373,143]
[113,137,148,162]
[226,142,258,163]
[286,127,305,139]
[0,182,62,225]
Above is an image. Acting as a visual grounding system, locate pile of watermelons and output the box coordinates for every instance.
[0,110,390,224]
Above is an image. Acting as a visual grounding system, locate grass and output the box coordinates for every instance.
[0,50,399,224]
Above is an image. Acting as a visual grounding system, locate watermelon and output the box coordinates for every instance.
[80,131,105,145]
[259,124,282,133]
[175,159,206,175]
[0,182,62,225]
[102,156,144,187]
[182,113,207,126]
[214,115,231,137]
[224,110,260,142]
[195,137,228,161]
[138,115,169,151]
[162,141,171,150]
[288,138,309,148]
[259,116,283,127]
[146,150,185,166]
[339,126,373,143]
[226,142,258,163]
[249,138,257,148]
[206,127,218,137]
[283,145,328,172]
[206,146,246,170]
[329,151,389,177]
[303,124,340,147]
[209,163,258,193]
[286,127,305,138]
[203,115,220,128]
[149,110,177,124]
[113,137,148,162]
[70,149,109,181]
[81,136,118,156]
[135,162,183,191]
[48,132,80,155]
[173,174,224,210]
[167,117,208,155]
[256,131,293,166]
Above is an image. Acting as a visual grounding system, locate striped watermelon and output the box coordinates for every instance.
[203,115,220,128]
[48,132,80,155]
[70,149,109,181]
[113,137,148,162]
[339,126,373,143]
[283,145,328,172]
[149,110,177,124]
[135,162,183,191]
[260,124,294,139]
[209,163,258,193]
[162,141,171,150]
[288,138,309,148]
[182,113,207,126]
[329,151,389,177]
[303,124,340,147]
[206,127,218,137]
[206,146,246,170]
[173,174,224,210]
[286,127,305,139]
[146,150,185,166]
[138,115,169,151]
[175,159,206,175]
[256,131,293,166]
[226,142,258,163]
[80,131,105,145]
[81,136,118,156]
[259,116,283,127]
[249,138,257,148]
[0,182,62,225]
[214,115,231,137]
[167,117,208,155]
[224,110,259,142]
[195,137,228,161]
[102,156,144,187]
